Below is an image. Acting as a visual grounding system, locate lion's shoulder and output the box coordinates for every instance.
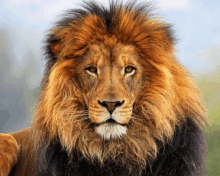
[0,133,18,176]
[10,128,32,146]
[0,128,33,176]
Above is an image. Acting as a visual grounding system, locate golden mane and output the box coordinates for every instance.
[31,1,207,171]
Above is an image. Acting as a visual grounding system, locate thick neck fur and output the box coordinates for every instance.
[33,118,206,176]
[35,139,142,176]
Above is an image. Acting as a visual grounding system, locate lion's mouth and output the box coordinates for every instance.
[94,119,127,140]
[95,118,127,127]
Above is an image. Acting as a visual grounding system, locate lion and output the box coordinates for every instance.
[0,1,208,176]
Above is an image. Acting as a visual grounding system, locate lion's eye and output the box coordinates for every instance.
[125,66,135,75]
[86,66,97,74]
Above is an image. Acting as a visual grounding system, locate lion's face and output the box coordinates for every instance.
[78,43,143,139]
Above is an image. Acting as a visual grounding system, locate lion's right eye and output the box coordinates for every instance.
[125,66,135,73]
[86,66,97,74]
[124,66,135,76]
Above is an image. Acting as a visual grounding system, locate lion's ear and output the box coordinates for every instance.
[50,42,62,57]
[48,28,64,58]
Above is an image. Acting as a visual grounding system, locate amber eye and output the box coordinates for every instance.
[87,66,97,74]
[125,66,135,74]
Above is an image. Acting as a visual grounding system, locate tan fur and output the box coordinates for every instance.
[1,3,207,175]
[0,134,18,176]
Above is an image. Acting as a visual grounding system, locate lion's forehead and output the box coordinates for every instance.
[85,43,139,68]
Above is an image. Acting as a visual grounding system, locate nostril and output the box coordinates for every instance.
[97,100,125,114]
[98,100,108,108]
[115,100,125,108]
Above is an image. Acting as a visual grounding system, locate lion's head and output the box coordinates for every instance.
[32,1,207,170]
[77,43,144,139]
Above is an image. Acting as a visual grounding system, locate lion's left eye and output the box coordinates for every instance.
[86,66,97,74]
[125,66,135,75]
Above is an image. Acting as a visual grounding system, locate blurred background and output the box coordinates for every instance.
[0,0,219,175]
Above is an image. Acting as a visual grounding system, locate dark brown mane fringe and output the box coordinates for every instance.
[31,0,207,175]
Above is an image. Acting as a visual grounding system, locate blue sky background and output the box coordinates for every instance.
[0,0,220,132]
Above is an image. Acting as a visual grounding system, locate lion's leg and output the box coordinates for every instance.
[0,134,18,176]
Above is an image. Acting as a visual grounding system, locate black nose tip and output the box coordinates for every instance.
[98,100,125,114]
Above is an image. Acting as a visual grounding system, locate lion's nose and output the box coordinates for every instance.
[98,100,125,114]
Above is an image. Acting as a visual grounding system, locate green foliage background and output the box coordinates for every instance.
[197,69,220,176]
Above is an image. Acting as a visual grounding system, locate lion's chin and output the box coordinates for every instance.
[95,123,127,140]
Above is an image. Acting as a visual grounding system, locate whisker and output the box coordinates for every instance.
[131,113,141,118]
[132,105,142,111]
[55,116,90,124]
[55,111,89,115]
[57,113,89,117]
[83,121,92,129]
[55,110,89,114]
[60,115,89,120]
[62,117,88,122]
